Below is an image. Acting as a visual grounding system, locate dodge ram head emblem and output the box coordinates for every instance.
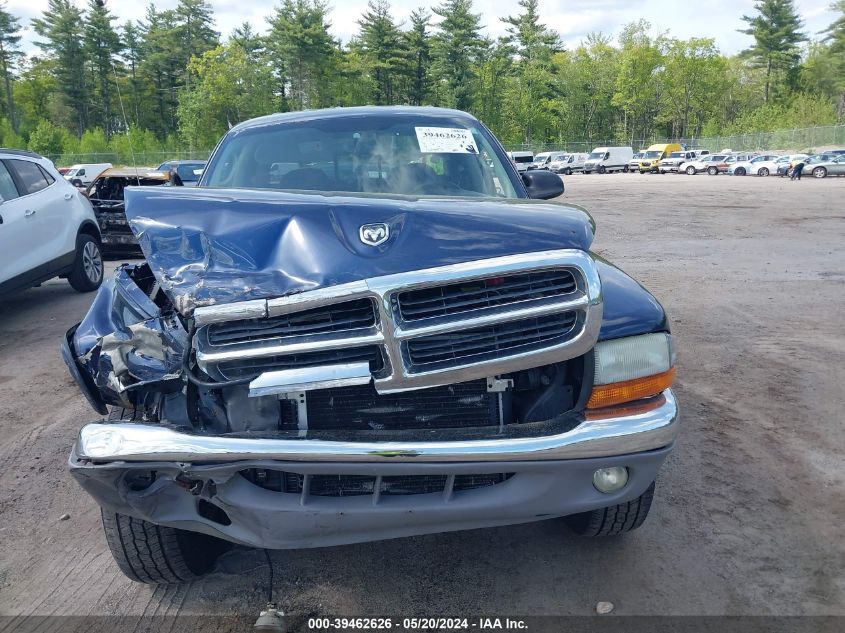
[359,223,390,246]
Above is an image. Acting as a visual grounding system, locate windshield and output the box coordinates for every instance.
[668,152,683,158]
[588,152,604,159]
[204,116,519,198]
[512,155,533,163]
[532,154,550,164]
[552,154,567,161]
[65,168,77,177]
[175,162,205,181]
[632,153,643,159]
[643,150,662,159]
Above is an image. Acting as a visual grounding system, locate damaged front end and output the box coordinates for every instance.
[63,187,677,551]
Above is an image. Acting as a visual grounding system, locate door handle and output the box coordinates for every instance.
[25,209,35,217]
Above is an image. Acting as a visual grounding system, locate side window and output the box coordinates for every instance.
[0,162,20,201]
[8,159,52,195]
[38,165,55,185]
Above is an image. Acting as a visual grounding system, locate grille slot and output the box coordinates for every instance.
[207,298,377,346]
[396,269,578,321]
[405,312,578,369]
[286,379,498,431]
[240,469,514,497]
[217,346,384,380]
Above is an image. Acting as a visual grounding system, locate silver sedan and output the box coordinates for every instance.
[808,155,845,178]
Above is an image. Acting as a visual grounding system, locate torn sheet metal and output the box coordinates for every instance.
[124,187,595,315]
[70,265,187,406]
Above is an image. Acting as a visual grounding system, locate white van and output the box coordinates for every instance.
[507,151,534,172]
[64,163,113,187]
[527,152,553,170]
[548,152,588,175]
[583,147,634,174]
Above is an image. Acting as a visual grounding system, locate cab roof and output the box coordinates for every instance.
[231,105,480,134]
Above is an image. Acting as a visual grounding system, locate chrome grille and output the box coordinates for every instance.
[396,269,577,321]
[217,346,385,380]
[405,312,578,370]
[193,250,603,393]
[207,298,377,346]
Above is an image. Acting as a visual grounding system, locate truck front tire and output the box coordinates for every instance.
[565,481,655,536]
[101,511,230,584]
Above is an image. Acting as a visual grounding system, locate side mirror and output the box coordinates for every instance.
[522,169,564,200]
[169,169,184,187]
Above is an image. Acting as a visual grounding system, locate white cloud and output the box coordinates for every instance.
[7,0,838,55]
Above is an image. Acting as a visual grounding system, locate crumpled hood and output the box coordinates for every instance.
[125,187,595,314]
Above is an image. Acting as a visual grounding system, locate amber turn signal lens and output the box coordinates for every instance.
[586,367,675,410]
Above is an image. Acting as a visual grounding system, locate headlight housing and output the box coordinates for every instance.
[587,333,675,409]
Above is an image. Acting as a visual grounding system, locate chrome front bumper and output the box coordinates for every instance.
[74,390,678,463]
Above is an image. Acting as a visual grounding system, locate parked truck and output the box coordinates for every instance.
[63,106,678,585]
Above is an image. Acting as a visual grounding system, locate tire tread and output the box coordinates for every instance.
[102,511,198,584]
[566,482,655,537]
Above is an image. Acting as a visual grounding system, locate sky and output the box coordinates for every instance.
[6,0,838,56]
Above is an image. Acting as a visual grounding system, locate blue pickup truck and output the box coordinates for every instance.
[63,106,678,584]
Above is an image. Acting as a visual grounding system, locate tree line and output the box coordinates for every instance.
[0,0,842,159]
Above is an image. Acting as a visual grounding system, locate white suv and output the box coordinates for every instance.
[0,149,104,294]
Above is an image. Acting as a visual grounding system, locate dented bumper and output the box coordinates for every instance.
[73,391,677,463]
[68,392,677,548]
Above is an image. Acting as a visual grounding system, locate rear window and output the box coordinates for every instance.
[9,159,52,195]
[176,163,205,181]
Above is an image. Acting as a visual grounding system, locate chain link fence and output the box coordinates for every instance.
[46,150,212,168]
[503,125,845,154]
[40,125,845,165]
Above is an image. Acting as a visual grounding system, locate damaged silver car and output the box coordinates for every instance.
[63,106,678,584]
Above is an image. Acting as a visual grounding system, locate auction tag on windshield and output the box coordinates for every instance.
[415,127,478,154]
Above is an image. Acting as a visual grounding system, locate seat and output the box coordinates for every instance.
[276,168,334,192]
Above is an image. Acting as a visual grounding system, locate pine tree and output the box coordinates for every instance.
[739,0,806,102]
[266,0,336,110]
[122,21,144,127]
[431,0,485,110]
[822,0,845,117]
[84,0,123,137]
[500,0,560,63]
[0,1,22,131]
[139,6,182,135]
[355,0,404,105]
[500,0,561,143]
[403,9,431,106]
[32,0,90,135]
[231,22,264,59]
[175,0,218,87]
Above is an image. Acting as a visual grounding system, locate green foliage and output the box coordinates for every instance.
[0,0,841,162]
[177,42,275,149]
[266,0,337,110]
[431,0,486,110]
[353,1,406,105]
[27,118,71,155]
[739,0,806,102]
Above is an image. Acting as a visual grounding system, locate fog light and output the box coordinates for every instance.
[593,467,628,493]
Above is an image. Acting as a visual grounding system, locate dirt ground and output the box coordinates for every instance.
[0,173,843,623]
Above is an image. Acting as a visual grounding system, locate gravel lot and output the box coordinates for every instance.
[1,173,843,623]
